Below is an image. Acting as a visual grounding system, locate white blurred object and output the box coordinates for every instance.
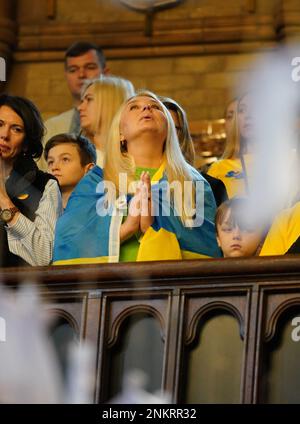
[0,284,96,404]
[109,369,171,404]
[240,45,300,228]
[66,341,96,404]
[0,284,64,403]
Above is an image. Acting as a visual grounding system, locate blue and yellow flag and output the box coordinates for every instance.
[53,165,221,265]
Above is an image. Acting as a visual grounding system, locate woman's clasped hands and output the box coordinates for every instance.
[120,171,153,242]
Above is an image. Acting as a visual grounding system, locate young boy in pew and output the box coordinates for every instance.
[44,133,96,209]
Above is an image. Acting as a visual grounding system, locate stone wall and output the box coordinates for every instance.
[2,0,300,135]
[7,52,263,122]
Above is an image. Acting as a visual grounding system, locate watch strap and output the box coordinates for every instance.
[0,206,19,223]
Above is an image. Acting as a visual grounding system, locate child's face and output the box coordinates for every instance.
[47,143,92,191]
[217,210,262,258]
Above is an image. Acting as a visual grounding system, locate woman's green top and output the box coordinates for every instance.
[119,167,158,262]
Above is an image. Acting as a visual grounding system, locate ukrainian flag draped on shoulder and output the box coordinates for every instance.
[53,164,221,265]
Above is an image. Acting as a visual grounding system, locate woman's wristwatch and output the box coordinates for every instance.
[0,206,19,223]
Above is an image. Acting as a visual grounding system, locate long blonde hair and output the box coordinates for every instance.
[222,98,239,159]
[81,75,135,145]
[104,90,198,222]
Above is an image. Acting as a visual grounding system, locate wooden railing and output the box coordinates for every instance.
[2,255,300,404]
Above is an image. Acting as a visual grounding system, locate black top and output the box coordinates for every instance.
[0,154,55,267]
[286,237,300,255]
[201,172,228,207]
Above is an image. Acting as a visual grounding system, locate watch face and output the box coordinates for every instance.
[0,209,13,222]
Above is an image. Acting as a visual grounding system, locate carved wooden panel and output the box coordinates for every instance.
[47,307,80,334]
[102,291,170,348]
[178,288,249,403]
[257,285,300,404]
[260,286,300,342]
[106,302,165,347]
[3,256,300,403]
[183,291,248,345]
[42,292,89,339]
[96,290,171,402]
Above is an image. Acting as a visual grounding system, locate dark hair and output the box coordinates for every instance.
[44,133,97,166]
[215,197,267,234]
[64,41,106,70]
[215,197,257,234]
[160,95,196,166]
[162,100,178,114]
[0,94,44,159]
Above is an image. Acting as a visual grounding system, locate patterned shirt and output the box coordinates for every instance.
[6,179,62,266]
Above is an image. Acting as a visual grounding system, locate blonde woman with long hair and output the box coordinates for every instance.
[78,75,135,166]
[207,96,253,198]
[53,91,220,264]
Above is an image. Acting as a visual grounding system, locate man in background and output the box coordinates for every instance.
[39,41,108,169]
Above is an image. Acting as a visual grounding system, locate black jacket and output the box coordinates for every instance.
[202,172,228,207]
[0,155,55,267]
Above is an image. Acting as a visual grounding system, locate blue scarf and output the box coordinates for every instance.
[53,165,221,264]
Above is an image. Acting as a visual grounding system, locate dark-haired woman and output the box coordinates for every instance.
[0,94,62,267]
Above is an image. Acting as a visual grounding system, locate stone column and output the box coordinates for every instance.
[0,0,17,86]
[280,0,300,42]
